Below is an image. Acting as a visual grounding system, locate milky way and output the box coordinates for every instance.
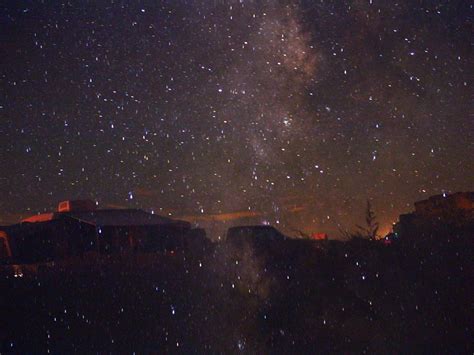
[1,1,472,238]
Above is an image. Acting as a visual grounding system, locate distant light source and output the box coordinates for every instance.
[310,233,328,241]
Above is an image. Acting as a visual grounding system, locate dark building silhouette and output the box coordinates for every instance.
[226,225,288,243]
[391,192,474,242]
[413,192,474,217]
[1,200,204,267]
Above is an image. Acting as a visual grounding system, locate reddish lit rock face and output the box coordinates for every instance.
[21,213,55,223]
[57,200,96,213]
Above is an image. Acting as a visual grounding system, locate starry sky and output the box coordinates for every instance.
[1,1,472,238]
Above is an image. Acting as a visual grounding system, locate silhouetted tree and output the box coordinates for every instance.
[340,200,380,240]
[355,200,379,240]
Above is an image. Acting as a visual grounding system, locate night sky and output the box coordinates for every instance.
[1,1,472,238]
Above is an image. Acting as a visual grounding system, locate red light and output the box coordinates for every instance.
[310,233,328,240]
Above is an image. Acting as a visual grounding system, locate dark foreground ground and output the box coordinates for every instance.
[1,232,473,354]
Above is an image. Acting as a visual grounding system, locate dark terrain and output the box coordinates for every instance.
[2,224,473,353]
